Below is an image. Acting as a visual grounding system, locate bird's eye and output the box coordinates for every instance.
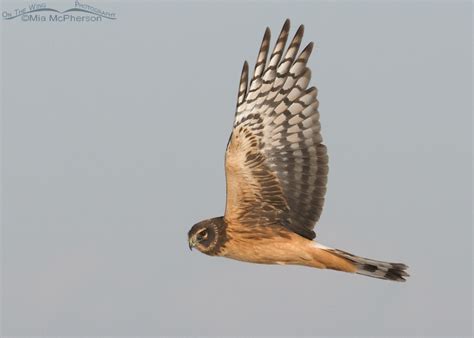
[197,230,208,241]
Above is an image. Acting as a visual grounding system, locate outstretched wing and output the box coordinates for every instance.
[224,20,328,240]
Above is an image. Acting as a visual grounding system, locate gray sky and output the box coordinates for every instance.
[1,1,472,336]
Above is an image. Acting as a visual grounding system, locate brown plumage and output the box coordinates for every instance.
[188,19,409,282]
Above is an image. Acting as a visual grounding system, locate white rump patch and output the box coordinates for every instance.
[313,242,332,250]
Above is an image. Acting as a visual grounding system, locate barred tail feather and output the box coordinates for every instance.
[315,244,409,282]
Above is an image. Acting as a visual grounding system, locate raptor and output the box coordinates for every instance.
[188,20,409,281]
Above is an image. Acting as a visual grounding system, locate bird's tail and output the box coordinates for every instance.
[314,243,409,282]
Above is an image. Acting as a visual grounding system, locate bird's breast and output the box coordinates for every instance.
[219,223,313,265]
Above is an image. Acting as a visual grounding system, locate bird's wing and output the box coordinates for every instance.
[224,20,328,240]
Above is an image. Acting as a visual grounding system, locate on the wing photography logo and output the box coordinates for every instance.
[2,1,116,22]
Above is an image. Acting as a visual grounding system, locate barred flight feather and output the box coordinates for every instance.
[225,19,328,240]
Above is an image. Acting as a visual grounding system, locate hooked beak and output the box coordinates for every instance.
[188,237,197,251]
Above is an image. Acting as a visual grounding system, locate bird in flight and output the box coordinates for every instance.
[188,19,409,281]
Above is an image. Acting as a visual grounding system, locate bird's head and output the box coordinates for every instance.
[188,217,227,256]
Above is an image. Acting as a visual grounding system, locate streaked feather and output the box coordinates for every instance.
[225,19,328,240]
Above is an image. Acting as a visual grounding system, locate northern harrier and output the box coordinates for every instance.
[188,20,409,281]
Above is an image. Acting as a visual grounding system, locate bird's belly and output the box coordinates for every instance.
[221,233,313,265]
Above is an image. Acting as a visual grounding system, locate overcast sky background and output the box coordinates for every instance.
[1,1,472,336]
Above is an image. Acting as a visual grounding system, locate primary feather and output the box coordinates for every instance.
[225,19,328,240]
